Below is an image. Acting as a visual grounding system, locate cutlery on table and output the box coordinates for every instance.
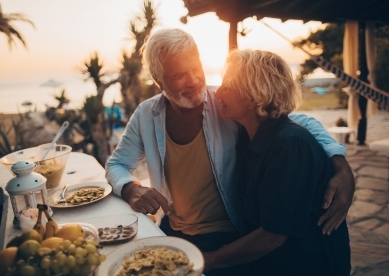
[175,265,190,276]
[56,184,69,205]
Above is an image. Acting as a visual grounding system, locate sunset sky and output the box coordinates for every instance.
[0,0,332,83]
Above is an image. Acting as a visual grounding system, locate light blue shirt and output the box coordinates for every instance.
[105,87,346,234]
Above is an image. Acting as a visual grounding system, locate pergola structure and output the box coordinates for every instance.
[182,0,389,49]
[181,0,389,145]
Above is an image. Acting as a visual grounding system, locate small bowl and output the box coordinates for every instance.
[57,222,100,244]
[1,144,71,189]
[19,208,48,231]
[76,213,138,245]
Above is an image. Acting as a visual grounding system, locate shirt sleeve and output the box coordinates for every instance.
[105,105,145,196]
[288,112,346,157]
[258,135,329,237]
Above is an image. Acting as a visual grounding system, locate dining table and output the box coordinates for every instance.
[0,152,165,255]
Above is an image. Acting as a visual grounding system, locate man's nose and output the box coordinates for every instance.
[186,71,198,86]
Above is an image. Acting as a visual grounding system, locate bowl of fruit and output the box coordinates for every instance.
[0,205,105,276]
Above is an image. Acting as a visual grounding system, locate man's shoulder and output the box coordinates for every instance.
[136,94,163,111]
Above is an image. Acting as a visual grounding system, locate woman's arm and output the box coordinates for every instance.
[204,228,287,272]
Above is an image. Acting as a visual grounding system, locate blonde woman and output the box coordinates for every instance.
[204,50,351,275]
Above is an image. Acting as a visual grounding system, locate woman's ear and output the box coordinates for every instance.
[247,100,257,110]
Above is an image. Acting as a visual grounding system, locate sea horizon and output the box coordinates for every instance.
[0,65,334,114]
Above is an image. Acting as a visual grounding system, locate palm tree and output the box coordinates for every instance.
[119,0,159,118]
[0,3,35,50]
[54,89,70,109]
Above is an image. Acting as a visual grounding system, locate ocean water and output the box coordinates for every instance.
[0,72,223,114]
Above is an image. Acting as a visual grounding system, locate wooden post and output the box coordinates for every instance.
[358,21,368,145]
[229,20,238,51]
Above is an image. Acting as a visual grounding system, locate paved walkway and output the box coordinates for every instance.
[297,110,389,275]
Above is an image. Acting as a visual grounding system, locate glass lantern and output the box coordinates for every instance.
[5,160,53,227]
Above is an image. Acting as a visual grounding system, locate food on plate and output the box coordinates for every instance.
[98,224,137,245]
[55,223,86,242]
[65,187,105,205]
[117,247,194,276]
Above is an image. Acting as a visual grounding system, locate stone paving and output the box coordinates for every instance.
[296,110,389,275]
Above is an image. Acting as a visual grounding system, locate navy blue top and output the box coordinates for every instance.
[236,116,350,275]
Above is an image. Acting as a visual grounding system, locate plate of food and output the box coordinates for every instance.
[47,182,112,208]
[97,236,204,276]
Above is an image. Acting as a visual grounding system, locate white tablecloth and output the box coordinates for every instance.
[0,152,164,252]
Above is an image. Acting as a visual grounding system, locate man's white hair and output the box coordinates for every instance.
[140,28,198,86]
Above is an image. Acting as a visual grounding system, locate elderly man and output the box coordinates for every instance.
[106,28,354,275]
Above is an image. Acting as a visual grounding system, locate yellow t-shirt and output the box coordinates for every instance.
[164,128,236,235]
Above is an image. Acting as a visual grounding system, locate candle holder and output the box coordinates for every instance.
[5,160,52,227]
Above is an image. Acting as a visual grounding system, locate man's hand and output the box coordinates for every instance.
[318,155,355,235]
[121,181,170,215]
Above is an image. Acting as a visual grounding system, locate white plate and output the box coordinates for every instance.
[97,236,204,276]
[47,182,112,208]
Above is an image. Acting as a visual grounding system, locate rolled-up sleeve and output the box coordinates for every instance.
[105,107,145,196]
[288,113,346,157]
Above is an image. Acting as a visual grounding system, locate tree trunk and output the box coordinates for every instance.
[90,112,108,165]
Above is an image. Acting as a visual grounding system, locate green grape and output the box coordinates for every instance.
[55,251,67,266]
[40,256,51,270]
[66,255,76,268]
[61,240,72,249]
[81,263,92,274]
[75,254,85,265]
[84,243,97,254]
[73,237,85,246]
[50,259,61,274]
[37,247,52,256]
[99,254,107,262]
[60,265,71,275]
[67,244,76,254]
[71,265,81,276]
[86,253,98,266]
[20,265,36,276]
[86,239,97,246]
[75,247,88,257]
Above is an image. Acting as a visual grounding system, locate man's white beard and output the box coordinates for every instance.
[163,85,206,109]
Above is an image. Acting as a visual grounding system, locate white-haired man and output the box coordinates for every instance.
[106,28,354,275]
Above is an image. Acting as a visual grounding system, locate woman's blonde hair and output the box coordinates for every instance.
[222,49,302,119]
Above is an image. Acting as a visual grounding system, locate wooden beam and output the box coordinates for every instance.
[229,20,238,50]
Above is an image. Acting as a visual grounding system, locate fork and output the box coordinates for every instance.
[175,265,190,276]
[56,184,69,205]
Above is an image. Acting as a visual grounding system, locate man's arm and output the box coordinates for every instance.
[204,228,287,272]
[288,113,355,234]
[319,155,355,234]
[121,181,170,215]
[105,107,170,214]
